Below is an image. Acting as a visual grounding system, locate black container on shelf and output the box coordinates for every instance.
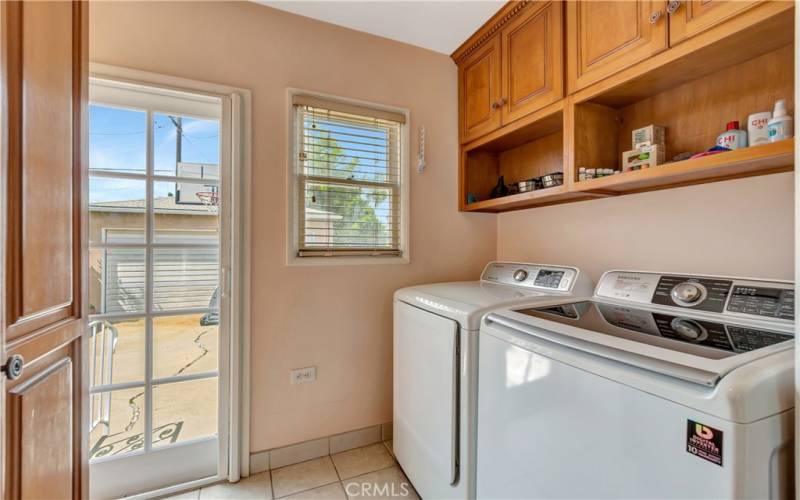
[490,176,509,199]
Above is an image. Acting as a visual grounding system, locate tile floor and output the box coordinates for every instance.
[164,441,418,500]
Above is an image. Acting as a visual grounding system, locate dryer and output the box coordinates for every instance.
[477,270,794,499]
[393,262,592,499]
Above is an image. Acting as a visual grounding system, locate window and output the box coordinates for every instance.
[291,94,406,259]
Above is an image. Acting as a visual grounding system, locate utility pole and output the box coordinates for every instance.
[169,115,183,166]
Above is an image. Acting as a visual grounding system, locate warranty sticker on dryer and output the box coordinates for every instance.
[686,420,723,466]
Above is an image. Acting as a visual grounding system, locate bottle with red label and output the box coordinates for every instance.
[716,121,748,150]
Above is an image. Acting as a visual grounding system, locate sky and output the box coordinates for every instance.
[89,103,395,242]
[89,104,220,203]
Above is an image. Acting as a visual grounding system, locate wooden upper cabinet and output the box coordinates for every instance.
[456,1,565,144]
[500,1,564,125]
[458,36,502,144]
[668,0,762,45]
[567,0,668,92]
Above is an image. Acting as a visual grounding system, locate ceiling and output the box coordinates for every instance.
[257,1,504,54]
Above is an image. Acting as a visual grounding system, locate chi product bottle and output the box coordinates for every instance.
[747,111,772,146]
[716,121,748,150]
[767,99,793,142]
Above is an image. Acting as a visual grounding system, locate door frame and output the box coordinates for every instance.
[88,63,252,495]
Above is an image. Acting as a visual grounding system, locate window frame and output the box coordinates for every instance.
[286,88,410,266]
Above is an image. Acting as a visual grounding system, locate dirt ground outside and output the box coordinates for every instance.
[89,313,219,460]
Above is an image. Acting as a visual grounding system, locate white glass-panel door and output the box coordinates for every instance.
[87,79,230,498]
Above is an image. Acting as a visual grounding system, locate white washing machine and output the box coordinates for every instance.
[393,262,592,499]
[477,270,794,499]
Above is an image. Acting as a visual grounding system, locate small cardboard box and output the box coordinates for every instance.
[622,144,665,171]
[632,125,665,149]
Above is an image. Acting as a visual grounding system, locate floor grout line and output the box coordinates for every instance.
[274,478,340,499]
[331,453,344,481]
[340,463,398,483]
[268,469,275,499]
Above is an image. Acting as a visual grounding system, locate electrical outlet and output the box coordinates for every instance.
[290,366,317,384]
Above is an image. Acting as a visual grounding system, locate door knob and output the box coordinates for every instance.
[666,0,681,15]
[649,10,662,24]
[2,354,24,380]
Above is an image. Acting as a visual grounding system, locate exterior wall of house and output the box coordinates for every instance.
[90,1,497,451]
[89,210,218,315]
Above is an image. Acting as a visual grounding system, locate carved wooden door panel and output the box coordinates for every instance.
[1,1,88,498]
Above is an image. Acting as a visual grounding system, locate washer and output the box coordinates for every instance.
[393,261,592,499]
[478,270,794,499]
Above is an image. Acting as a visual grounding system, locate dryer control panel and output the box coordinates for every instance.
[481,262,578,293]
[596,271,794,322]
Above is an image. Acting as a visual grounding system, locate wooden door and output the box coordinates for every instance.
[567,0,668,92]
[458,35,502,144]
[500,1,563,125]
[668,0,761,45]
[1,1,88,498]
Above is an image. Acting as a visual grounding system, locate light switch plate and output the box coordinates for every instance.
[290,366,317,384]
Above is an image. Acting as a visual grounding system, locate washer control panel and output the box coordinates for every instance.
[481,262,577,292]
[652,276,732,312]
[596,271,794,322]
[726,286,794,320]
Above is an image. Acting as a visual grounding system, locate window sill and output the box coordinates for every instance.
[286,253,410,267]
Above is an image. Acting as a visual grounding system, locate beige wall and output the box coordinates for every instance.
[90,0,793,455]
[89,1,496,451]
[498,173,794,284]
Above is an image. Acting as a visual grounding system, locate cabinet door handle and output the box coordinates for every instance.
[649,10,662,24]
[2,354,24,381]
[491,97,507,110]
[666,0,681,15]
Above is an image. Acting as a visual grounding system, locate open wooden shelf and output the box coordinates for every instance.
[456,3,795,214]
[573,140,794,194]
[464,184,607,213]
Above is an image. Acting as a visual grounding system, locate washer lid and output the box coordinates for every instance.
[486,300,793,387]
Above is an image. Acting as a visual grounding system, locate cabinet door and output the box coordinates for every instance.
[567,0,668,92]
[668,0,761,45]
[501,1,564,125]
[1,1,88,498]
[459,36,502,144]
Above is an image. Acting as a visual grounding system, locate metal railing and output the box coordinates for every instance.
[88,319,119,433]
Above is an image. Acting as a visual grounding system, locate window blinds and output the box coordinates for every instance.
[294,97,403,257]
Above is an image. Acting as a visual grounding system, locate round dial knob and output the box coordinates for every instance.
[512,269,528,282]
[670,282,706,306]
[670,318,708,342]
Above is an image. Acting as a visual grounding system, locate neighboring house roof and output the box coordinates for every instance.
[90,196,214,215]
[91,196,343,220]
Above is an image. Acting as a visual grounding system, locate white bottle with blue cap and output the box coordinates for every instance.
[767,99,793,142]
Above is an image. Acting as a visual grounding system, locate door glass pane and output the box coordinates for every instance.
[89,104,147,174]
[153,378,218,447]
[153,180,219,244]
[89,176,146,245]
[89,386,146,460]
[153,247,219,312]
[153,313,218,379]
[89,317,145,386]
[89,248,146,315]
[154,113,220,177]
